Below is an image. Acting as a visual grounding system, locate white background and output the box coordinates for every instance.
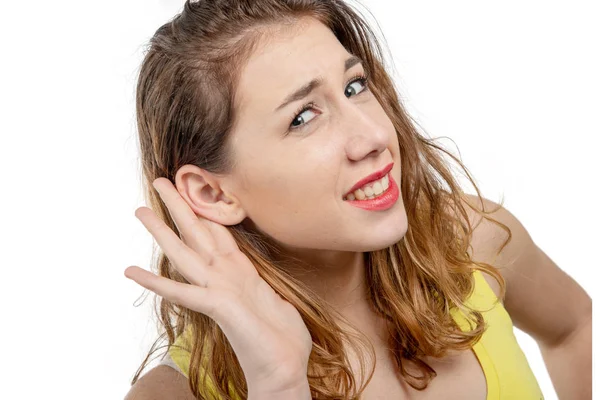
[0,0,597,398]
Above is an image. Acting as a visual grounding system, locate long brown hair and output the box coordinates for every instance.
[130,0,509,398]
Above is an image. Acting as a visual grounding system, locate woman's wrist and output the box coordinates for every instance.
[248,378,311,400]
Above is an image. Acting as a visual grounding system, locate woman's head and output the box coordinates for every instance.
[134,0,506,398]
[176,16,408,256]
[138,1,409,257]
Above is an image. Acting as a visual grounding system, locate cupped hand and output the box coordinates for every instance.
[125,178,312,390]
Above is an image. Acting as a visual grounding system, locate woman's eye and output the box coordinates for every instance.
[290,106,318,130]
[344,76,368,98]
[288,75,369,132]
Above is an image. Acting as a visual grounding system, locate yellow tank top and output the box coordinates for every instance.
[168,270,544,399]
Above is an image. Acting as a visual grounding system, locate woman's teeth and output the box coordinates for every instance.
[345,173,390,201]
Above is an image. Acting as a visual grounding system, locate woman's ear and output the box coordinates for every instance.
[174,164,246,226]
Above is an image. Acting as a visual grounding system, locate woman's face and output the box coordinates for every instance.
[225,17,408,253]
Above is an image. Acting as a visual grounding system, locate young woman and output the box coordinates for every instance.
[124,1,591,399]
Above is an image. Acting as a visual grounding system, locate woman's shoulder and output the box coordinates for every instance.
[124,365,199,400]
[477,269,502,303]
[454,193,507,303]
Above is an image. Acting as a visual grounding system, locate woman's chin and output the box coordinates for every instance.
[354,218,409,252]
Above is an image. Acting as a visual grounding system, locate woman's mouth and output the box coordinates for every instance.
[343,172,390,201]
[343,172,399,211]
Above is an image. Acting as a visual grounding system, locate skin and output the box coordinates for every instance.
[175,16,408,315]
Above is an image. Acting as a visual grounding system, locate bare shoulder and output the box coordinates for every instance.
[454,193,511,302]
[455,194,591,347]
[124,365,198,400]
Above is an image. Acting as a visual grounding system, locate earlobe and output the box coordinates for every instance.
[211,190,246,225]
[174,164,246,226]
[215,196,247,226]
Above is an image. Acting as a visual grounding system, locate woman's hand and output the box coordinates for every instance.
[124,178,312,395]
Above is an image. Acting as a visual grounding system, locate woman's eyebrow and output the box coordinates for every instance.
[274,55,363,113]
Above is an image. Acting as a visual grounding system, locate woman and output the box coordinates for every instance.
[124,0,592,399]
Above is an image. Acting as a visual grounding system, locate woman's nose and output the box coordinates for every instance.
[343,105,389,161]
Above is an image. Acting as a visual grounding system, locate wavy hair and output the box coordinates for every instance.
[129,0,509,398]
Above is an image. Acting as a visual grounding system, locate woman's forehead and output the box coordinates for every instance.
[234,18,351,115]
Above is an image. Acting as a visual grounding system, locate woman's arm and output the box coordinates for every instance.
[539,315,592,399]
[463,194,592,399]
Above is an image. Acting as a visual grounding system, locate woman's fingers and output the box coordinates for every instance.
[153,177,240,258]
[124,266,217,319]
[203,218,241,256]
[152,178,217,260]
[134,206,207,286]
